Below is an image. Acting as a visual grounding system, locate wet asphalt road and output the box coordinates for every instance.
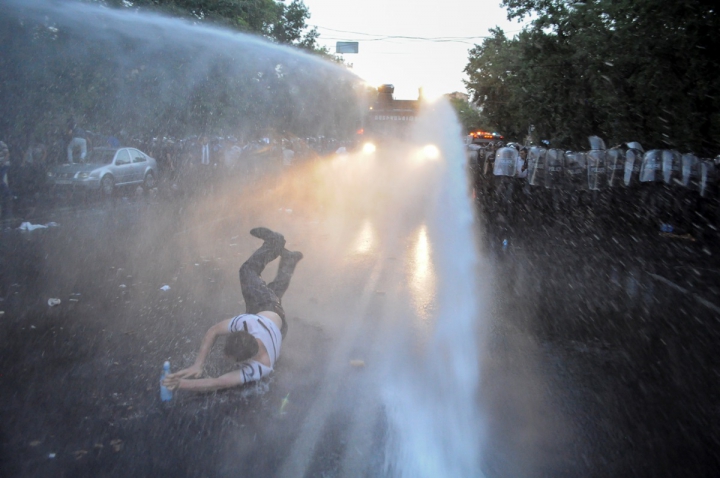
[1,165,720,477]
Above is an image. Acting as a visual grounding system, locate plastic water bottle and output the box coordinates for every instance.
[160,361,173,401]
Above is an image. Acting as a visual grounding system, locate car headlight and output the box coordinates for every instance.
[362,142,376,155]
[77,172,89,179]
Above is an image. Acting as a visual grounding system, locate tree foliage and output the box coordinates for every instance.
[465,0,720,154]
[448,97,487,134]
[0,1,362,153]
[95,0,324,53]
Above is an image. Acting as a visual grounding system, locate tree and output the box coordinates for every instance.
[448,97,486,134]
[465,0,720,154]
[95,0,325,53]
[0,1,363,153]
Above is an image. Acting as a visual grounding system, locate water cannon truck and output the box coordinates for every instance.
[360,84,420,143]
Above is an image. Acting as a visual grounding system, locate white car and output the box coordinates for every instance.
[48,147,158,195]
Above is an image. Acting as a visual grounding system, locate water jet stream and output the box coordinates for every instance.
[2,2,489,475]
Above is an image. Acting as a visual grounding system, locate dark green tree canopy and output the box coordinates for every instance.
[448,96,486,134]
[0,1,362,152]
[95,0,323,52]
[465,0,720,154]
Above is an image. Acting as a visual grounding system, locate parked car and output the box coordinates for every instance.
[47,147,158,195]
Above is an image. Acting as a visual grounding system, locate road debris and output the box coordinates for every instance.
[47,298,61,307]
[279,393,290,415]
[18,222,58,232]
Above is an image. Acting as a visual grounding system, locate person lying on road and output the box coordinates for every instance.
[163,227,302,392]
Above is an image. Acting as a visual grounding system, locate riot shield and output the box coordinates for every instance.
[661,150,682,185]
[698,160,716,198]
[527,146,546,187]
[493,147,518,177]
[681,153,698,188]
[624,148,642,187]
[640,149,663,183]
[545,149,564,189]
[564,151,588,190]
[606,148,626,187]
[466,144,480,166]
[587,149,607,191]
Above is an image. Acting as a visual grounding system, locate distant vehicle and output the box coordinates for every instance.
[362,84,420,143]
[467,130,504,146]
[47,147,157,195]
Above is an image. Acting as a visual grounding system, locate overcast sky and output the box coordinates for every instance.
[303,0,523,99]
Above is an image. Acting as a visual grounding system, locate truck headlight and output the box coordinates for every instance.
[422,144,440,160]
[362,142,376,155]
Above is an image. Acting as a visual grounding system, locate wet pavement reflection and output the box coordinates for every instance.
[407,224,437,327]
[1,141,719,477]
[479,208,720,476]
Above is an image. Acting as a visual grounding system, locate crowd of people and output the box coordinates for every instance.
[0,118,352,221]
[469,138,720,244]
[139,134,344,182]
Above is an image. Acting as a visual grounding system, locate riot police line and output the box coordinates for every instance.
[467,136,719,237]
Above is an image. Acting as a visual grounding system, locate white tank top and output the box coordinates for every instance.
[227,313,283,367]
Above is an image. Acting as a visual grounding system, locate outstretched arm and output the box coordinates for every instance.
[165,370,245,393]
[167,319,232,380]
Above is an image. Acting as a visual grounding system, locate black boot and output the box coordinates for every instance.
[268,249,303,300]
[250,227,285,249]
[282,249,303,266]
